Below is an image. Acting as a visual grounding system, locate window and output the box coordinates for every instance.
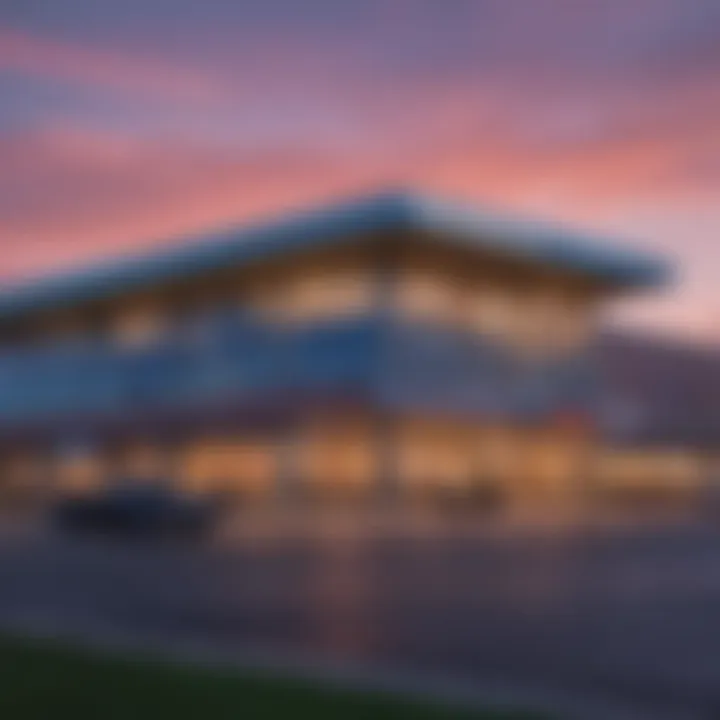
[248,269,375,325]
[466,286,521,345]
[396,270,464,325]
[112,304,166,348]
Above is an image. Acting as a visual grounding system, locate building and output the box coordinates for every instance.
[0,191,675,516]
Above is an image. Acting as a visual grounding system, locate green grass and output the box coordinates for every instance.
[0,634,542,719]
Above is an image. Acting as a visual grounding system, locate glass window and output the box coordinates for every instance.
[397,270,464,325]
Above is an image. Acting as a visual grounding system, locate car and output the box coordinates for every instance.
[52,481,223,540]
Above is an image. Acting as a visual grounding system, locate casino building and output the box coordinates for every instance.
[0,191,688,516]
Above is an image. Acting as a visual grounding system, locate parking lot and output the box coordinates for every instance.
[1,519,720,719]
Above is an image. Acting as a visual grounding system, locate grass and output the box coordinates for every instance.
[0,634,543,719]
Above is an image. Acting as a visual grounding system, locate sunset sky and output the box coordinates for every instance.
[1,0,718,338]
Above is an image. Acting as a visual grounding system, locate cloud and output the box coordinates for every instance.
[0,127,379,278]
[0,0,718,337]
[0,26,226,102]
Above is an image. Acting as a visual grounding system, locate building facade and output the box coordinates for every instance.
[0,191,676,516]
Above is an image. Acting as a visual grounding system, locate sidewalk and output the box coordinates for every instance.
[0,612,677,720]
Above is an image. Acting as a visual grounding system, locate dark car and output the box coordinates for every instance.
[52,481,222,540]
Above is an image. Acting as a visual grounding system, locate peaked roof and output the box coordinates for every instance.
[0,190,668,321]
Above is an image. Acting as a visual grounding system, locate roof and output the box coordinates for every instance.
[0,190,669,321]
[598,332,720,448]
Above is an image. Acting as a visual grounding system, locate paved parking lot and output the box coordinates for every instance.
[1,520,720,719]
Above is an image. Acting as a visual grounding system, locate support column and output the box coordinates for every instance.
[374,411,400,506]
[275,422,302,505]
[371,239,402,508]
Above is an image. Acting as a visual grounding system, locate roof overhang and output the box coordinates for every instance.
[0,190,670,322]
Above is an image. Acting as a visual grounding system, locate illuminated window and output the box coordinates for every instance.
[248,270,374,325]
[396,420,473,491]
[397,270,464,324]
[466,287,521,345]
[112,305,166,348]
[295,417,377,496]
[180,439,276,495]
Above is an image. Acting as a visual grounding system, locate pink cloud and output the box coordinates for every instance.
[0,27,226,101]
[0,3,717,338]
[0,127,379,278]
